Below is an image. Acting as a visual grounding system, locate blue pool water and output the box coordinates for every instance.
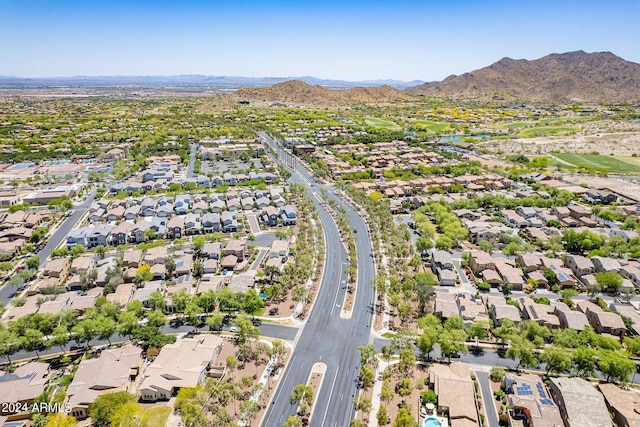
[425,418,442,427]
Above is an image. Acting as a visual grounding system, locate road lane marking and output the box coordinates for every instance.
[320,366,340,427]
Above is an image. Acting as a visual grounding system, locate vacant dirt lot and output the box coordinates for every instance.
[481,120,640,156]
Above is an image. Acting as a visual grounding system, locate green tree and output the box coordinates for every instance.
[358,343,378,368]
[594,271,623,292]
[50,324,70,353]
[377,404,391,426]
[110,402,143,427]
[393,407,418,427]
[572,347,597,377]
[165,256,176,278]
[597,350,636,383]
[398,347,416,374]
[283,416,303,427]
[540,347,573,376]
[415,272,436,314]
[148,291,166,312]
[146,310,166,328]
[44,413,77,427]
[439,329,468,362]
[290,384,313,414]
[26,255,40,270]
[89,391,135,427]
[117,311,140,339]
[506,337,538,371]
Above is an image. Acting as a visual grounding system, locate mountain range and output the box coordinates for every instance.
[0,74,423,89]
[1,51,638,103]
[406,50,640,102]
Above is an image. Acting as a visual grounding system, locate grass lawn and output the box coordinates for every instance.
[552,153,640,174]
[410,119,453,133]
[142,406,172,427]
[364,117,401,129]
[518,126,578,138]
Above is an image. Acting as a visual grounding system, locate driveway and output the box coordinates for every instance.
[475,370,500,427]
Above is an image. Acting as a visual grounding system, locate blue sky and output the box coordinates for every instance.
[1,0,639,81]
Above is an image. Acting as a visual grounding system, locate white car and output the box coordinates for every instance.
[229,326,239,333]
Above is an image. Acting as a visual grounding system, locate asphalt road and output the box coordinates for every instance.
[0,189,97,307]
[0,319,299,364]
[260,132,377,427]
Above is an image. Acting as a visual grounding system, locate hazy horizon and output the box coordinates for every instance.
[1,0,639,81]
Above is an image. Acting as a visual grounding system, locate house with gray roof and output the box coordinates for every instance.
[548,377,612,427]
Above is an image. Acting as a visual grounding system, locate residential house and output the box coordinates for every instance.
[428,363,479,427]
[503,373,564,427]
[139,335,223,401]
[438,269,457,286]
[202,213,220,233]
[621,265,640,288]
[174,253,194,277]
[130,220,151,243]
[255,196,270,209]
[269,240,290,259]
[196,175,211,188]
[66,344,142,420]
[517,254,542,273]
[110,221,132,246]
[457,293,490,326]
[577,300,627,337]
[175,194,191,215]
[225,239,246,261]
[583,189,617,205]
[599,383,640,427]
[432,250,454,271]
[567,204,591,219]
[503,210,528,228]
[0,361,50,415]
[221,211,238,233]
[124,205,141,220]
[548,377,612,427]
[123,249,143,269]
[202,242,222,260]
[166,216,184,239]
[66,228,88,249]
[106,283,135,307]
[226,198,240,212]
[434,293,459,319]
[280,205,297,226]
[133,281,164,306]
[43,257,70,279]
[591,256,622,273]
[260,205,280,227]
[518,297,560,329]
[564,255,595,278]
[86,224,113,248]
[184,213,201,235]
[106,205,125,222]
[71,255,95,275]
[484,295,522,326]
[223,173,237,186]
[88,208,105,223]
[210,198,225,213]
[156,204,174,218]
[554,304,590,331]
[145,246,167,266]
[140,198,157,217]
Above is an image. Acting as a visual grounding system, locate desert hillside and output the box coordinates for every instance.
[230,80,413,107]
[406,51,640,102]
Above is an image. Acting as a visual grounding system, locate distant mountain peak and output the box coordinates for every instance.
[406,51,640,102]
